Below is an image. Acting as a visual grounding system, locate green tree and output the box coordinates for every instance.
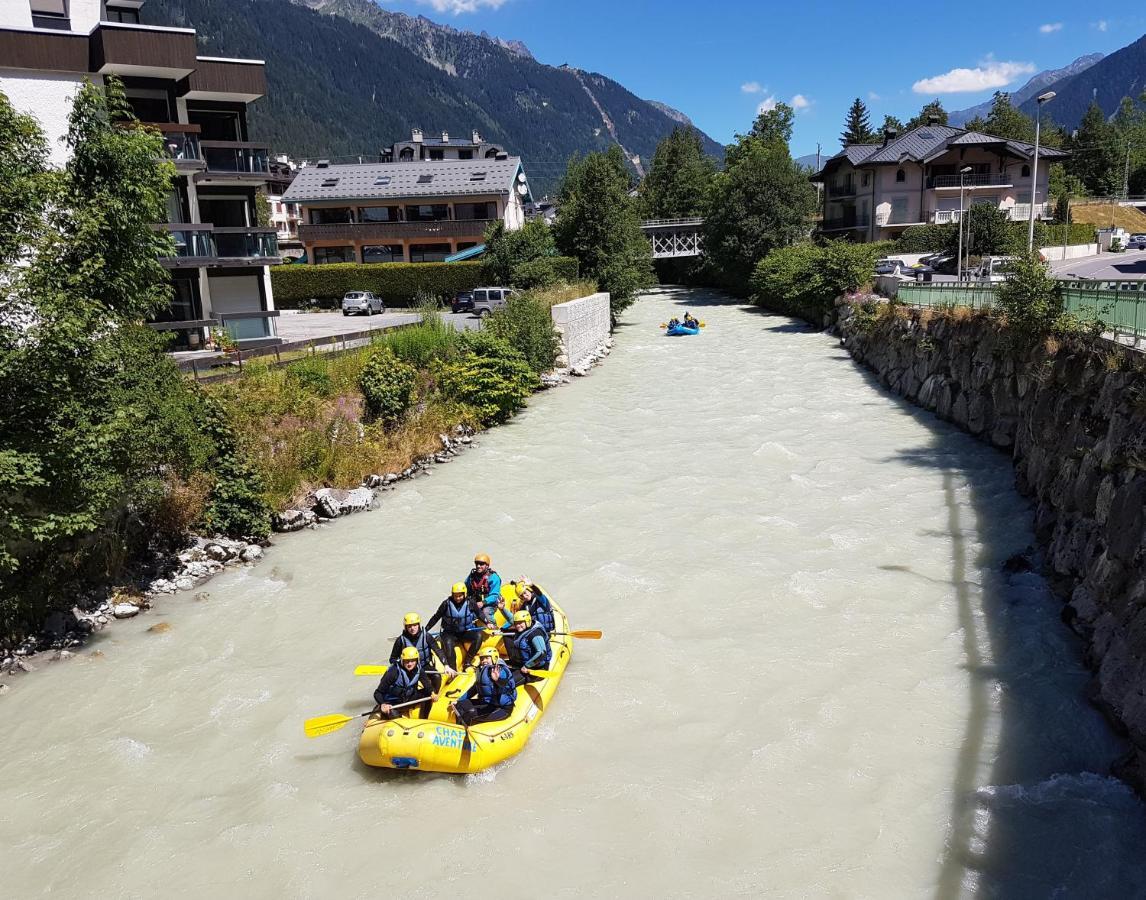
[945,203,1015,258]
[1048,163,1086,221]
[554,145,654,320]
[994,251,1062,335]
[703,102,817,293]
[0,93,50,265]
[639,127,715,219]
[482,218,556,285]
[906,99,948,129]
[840,97,876,146]
[982,92,1036,142]
[881,114,904,134]
[1067,101,1123,196]
[359,347,416,425]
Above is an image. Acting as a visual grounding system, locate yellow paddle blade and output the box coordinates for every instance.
[304,713,354,738]
[522,667,557,679]
[659,323,667,328]
[700,322,707,327]
[353,665,389,676]
[569,630,602,639]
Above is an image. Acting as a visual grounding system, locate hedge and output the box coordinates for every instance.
[895,221,1098,254]
[271,261,486,308]
[505,255,580,290]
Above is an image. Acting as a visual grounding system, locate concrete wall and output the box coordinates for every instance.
[550,292,610,369]
[0,70,95,167]
[1041,243,1099,261]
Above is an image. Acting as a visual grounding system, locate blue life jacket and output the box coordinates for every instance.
[398,629,434,668]
[476,663,516,708]
[512,622,552,669]
[442,596,478,633]
[384,664,424,704]
[527,591,556,633]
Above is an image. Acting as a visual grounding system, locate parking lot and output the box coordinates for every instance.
[275,309,480,343]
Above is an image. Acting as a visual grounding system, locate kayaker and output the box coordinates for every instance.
[465,553,502,625]
[389,613,444,691]
[504,609,552,682]
[513,578,555,633]
[426,582,486,671]
[373,647,437,719]
[451,647,516,726]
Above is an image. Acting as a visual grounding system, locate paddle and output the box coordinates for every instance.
[556,630,602,639]
[304,696,428,738]
[354,664,390,676]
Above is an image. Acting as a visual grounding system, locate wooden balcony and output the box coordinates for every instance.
[90,23,198,79]
[0,27,88,73]
[181,58,267,103]
[299,220,492,242]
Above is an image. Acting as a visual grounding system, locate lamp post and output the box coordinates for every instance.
[1027,90,1056,252]
[957,165,972,282]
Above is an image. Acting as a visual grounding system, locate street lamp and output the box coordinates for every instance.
[1027,90,1056,252]
[957,165,972,281]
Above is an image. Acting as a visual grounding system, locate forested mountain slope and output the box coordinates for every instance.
[1016,36,1146,128]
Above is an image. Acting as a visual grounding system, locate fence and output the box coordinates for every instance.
[894,281,1146,341]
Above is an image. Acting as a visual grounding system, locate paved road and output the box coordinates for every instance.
[276,309,480,342]
[1047,249,1146,281]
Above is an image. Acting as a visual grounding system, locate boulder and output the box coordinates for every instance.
[383,473,399,484]
[113,603,140,619]
[272,509,317,533]
[204,542,232,562]
[240,545,264,563]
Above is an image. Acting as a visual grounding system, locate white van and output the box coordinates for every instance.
[471,286,516,317]
[974,256,1018,284]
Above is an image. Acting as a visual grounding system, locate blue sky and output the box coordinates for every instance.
[376,0,1140,158]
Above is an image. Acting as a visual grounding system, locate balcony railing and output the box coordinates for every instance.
[875,210,921,227]
[827,181,857,198]
[161,225,216,261]
[219,310,279,343]
[156,225,280,265]
[214,227,279,259]
[928,173,1013,189]
[200,141,271,176]
[929,203,1050,224]
[820,216,870,231]
[298,220,492,241]
[146,123,203,166]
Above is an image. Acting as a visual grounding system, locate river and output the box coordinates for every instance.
[2,288,1145,898]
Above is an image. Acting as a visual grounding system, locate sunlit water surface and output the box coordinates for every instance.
[2,289,1145,898]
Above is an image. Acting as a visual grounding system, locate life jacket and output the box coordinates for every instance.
[399,629,433,667]
[386,664,424,703]
[466,568,498,601]
[441,595,478,633]
[527,592,555,633]
[512,622,552,669]
[476,663,516,708]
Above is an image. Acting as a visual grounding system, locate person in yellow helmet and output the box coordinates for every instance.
[389,612,444,691]
[450,646,516,727]
[426,581,486,671]
[372,646,437,719]
[502,608,552,683]
[464,553,502,626]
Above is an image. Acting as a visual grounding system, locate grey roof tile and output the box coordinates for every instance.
[282,157,524,203]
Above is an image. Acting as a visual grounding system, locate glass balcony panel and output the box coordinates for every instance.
[222,315,278,341]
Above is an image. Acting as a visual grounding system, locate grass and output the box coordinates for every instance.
[528,280,600,308]
[1070,203,1146,232]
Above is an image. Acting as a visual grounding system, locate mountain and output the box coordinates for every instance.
[794,152,823,170]
[1016,37,1146,129]
[949,53,1104,126]
[142,0,722,193]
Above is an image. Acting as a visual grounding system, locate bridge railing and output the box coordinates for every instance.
[640,217,705,228]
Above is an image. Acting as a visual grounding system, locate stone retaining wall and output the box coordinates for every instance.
[835,301,1146,790]
[551,292,610,369]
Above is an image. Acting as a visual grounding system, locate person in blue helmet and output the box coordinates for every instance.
[451,646,516,726]
[682,312,699,329]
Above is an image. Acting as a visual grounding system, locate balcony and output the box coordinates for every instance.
[89,23,198,80]
[156,225,280,267]
[827,181,857,198]
[298,220,492,242]
[875,210,924,227]
[142,123,204,171]
[219,310,279,344]
[199,142,271,181]
[928,173,1013,189]
[180,57,267,104]
[819,215,870,232]
[929,203,1051,224]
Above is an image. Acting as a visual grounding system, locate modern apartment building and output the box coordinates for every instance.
[0,0,281,349]
[284,156,532,264]
[811,120,1070,243]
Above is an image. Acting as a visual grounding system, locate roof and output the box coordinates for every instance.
[863,124,962,164]
[282,157,527,203]
[445,243,487,262]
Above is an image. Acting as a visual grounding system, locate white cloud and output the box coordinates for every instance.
[412,0,508,12]
[741,81,764,94]
[912,60,1036,94]
[868,91,882,101]
[1094,19,1109,31]
[791,94,811,110]
[1039,22,1063,33]
[757,96,777,114]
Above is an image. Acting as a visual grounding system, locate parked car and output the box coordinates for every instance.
[471,286,516,317]
[451,290,475,314]
[973,256,1018,284]
[1128,233,1146,250]
[874,258,910,276]
[341,291,385,316]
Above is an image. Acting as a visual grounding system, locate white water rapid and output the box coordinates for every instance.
[2,288,1145,897]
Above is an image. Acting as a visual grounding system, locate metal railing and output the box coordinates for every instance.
[213,227,279,259]
[929,173,1012,188]
[897,282,998,310]
[827,182,857,198]
[820,216,870,230]
[200,141,270,175]
[640,217,705,228]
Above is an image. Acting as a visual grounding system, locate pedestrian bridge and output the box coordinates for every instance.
[641,218,704,259]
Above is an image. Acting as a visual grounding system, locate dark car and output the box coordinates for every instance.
[451,291,474,314]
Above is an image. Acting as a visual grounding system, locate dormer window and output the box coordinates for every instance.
[30,0,69,30]
[374,176,391,186]
[417,174,434,184]
[321,177,340,187]
[470,172,487,182]
[895,168,906,183]
[1021,164,1031,178]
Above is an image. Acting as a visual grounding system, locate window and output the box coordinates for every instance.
[362,244,404,264]
[373,176,391,186]
[417,174,435,184]
[895,169,906,183]
[321,177,340,188]
[861,173,870,187]
[399,147,415,161]
[469,171,487,182]
[31,0,69,29]
[186,108,242,142]
[408,243,451,263]
[458,150,473,160]
[104,3,140,23]
[312,246,356,265]
[358,206,400,223]
[485,148,500,159]
[890,197,908,224]
[428,149,444,161]
[1021,164,1031,178]
[455,202,496,221]
[405,204,449,222]
[309,207,352,225]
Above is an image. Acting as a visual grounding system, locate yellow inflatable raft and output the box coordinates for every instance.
[358,588,572,774]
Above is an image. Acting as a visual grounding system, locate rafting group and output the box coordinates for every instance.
[664,312,702,336]
[305,553,599,774]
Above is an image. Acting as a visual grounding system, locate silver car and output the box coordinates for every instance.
[341,291,385,316]
[471,286,515,317]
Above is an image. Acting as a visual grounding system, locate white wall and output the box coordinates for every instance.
[0,70,95,166]
[204,273,263,316]
[69,0,102,32]
[551,292,610,368]
[0,0,33,27]
[504,188,525,230]
[1040,243,1099,261]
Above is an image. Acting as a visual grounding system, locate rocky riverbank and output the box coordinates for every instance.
[0,336,613,690]
[834,298,1146,792]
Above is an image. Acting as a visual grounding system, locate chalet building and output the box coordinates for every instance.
[383,128,507,163]
[284,156,532,264]
[810,119,1070,242]
[0,0,281,349]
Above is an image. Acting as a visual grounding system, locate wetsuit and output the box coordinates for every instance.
[373,664,434,719]
[454,662,516,726]
[426,594,486,669]
[389,626,443,691]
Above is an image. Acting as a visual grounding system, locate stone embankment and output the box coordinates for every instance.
[0,335,614,686]
[835,299,1146,790]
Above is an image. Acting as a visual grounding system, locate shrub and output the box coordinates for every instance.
[819,241,877,296]
[197,397,272,540]
[994,251,1062,336]
[1035,222,1096,247]
[438,333,538,425]
[896,224,956,253]
[271,261,485,308]
[483,218,556,284]
[751,242,825,316]
[485,293,561,373]
[359,347,417,425]
[286,358,334,397]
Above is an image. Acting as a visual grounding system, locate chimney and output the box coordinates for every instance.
[926,114,940,126]
[441,130,449,142]
[316,159,330,168]
[472,129,481,143]
[883,128,897,145]
[412,127,423,143]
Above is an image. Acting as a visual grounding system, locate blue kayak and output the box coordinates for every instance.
[665,323,700,336]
